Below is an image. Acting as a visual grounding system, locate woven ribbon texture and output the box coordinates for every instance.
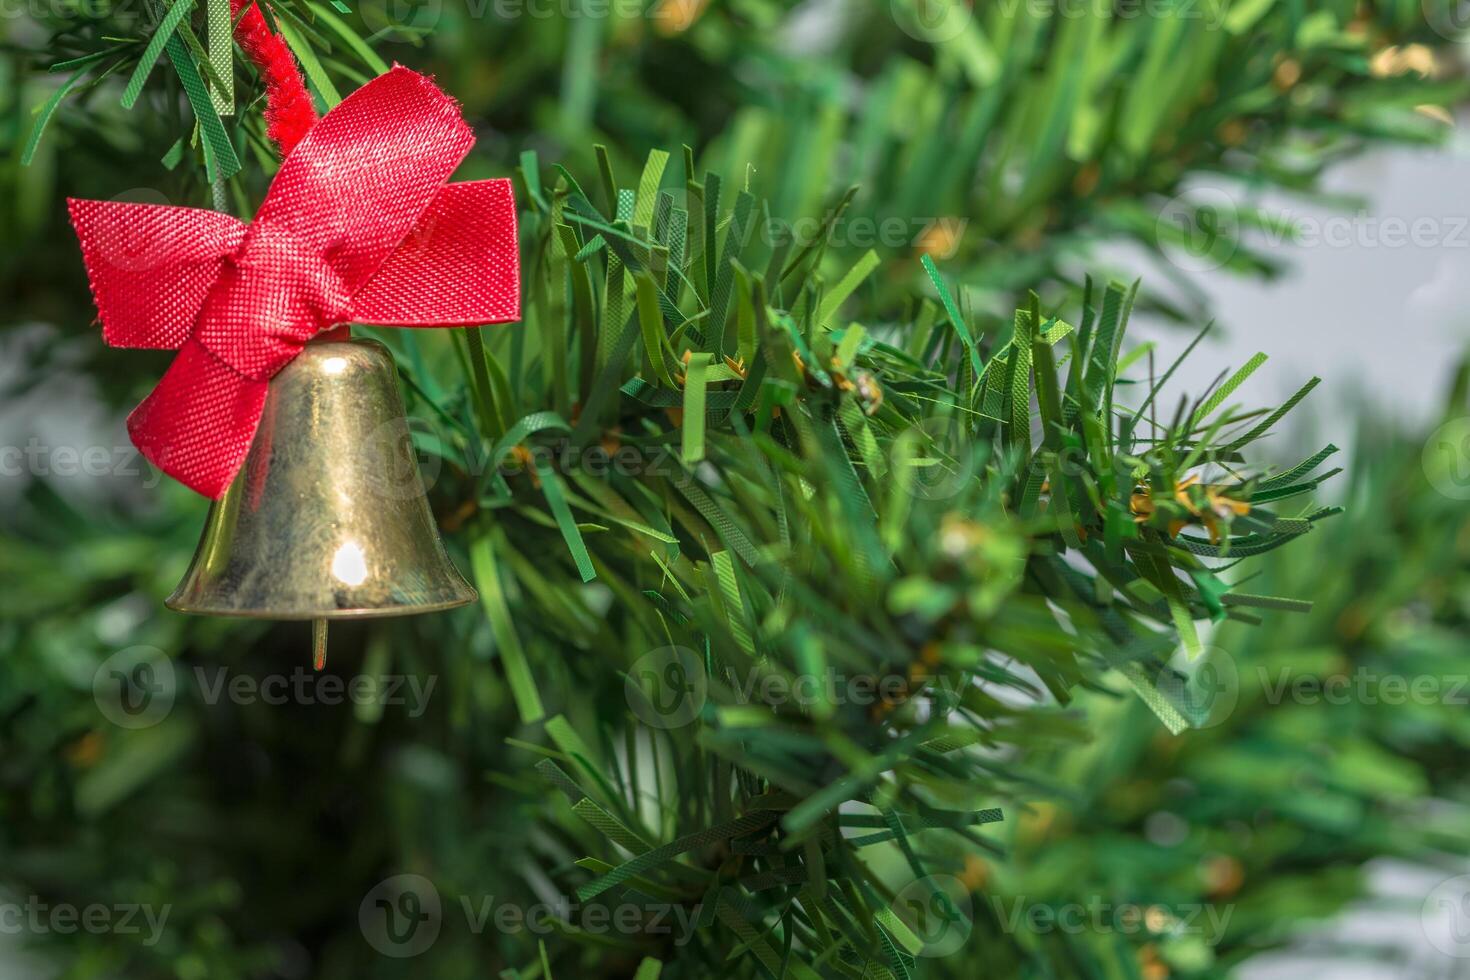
[69,66,520,498]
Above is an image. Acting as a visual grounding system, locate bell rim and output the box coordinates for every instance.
[163,591,477,620]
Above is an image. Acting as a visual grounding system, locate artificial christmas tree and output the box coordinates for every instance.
[1,3,1466,978]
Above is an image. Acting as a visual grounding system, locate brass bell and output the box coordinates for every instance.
[167,337,476,668]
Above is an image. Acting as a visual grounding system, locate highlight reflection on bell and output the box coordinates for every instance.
[167,338,476,625]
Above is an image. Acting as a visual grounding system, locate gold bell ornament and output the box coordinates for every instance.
[63,66,521,670]
[167,338,477,670]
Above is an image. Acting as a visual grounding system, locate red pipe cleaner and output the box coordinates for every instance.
[229,0,318,157]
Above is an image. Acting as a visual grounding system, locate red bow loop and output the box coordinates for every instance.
[68,66,521,499]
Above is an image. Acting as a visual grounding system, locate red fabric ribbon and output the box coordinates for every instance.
[68,66,520,498]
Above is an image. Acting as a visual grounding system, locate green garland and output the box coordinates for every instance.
[383,149,1332,977]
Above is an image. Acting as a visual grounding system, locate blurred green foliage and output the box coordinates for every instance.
[991,366,1470,977]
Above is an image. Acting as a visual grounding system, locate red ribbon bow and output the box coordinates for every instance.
[69,66,520,498]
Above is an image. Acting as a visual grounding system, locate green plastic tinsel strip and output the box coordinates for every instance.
[673,474,760,567]
[598,223,632,377]
[1048,552,1192,733]
[206,0,232,114]
[1221,592,1313,612]
[534,758,584,803]
[163,34,241,182]
[462,326,508,443]
[715,890,824,980]
[308,1,390,74]
[121,0,196,109]
[633,148,669,233]
[1253,443,1340,492]
[486,411,571,473]
[470,535,546,723]
[533,455,597,583]
[702,171,722,305]
[20,68,88,166]
[1006,307,1035,463]
[160,136,185,170]
[920,254,982,375]
[681,353,712,463]
[1191,351,1266,428]
[544,715,628,809]
[620,377,739,411]
[1223,376,1320,452]
[709,191,755,351]
[273,12,342,108]
[710,550,754,655]
[571,798,652,854]
[1083,282,1128,415]
[817,249,879,328]
[637,276,678,388]
[575,809,781,902]
[573,308,641,445]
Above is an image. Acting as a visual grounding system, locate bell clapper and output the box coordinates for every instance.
[312,619,328,671]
